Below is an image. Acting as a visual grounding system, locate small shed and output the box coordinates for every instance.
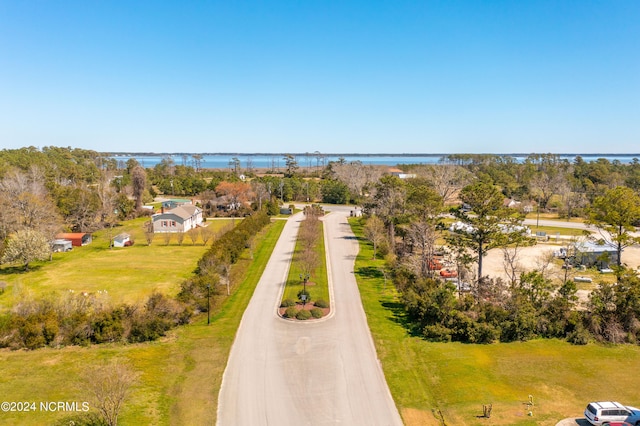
[113,233,132,248]
[52,239,73,252]
[571,241,619,269]
[56,233,92,247]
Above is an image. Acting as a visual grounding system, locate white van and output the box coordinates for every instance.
[584,401,640,426]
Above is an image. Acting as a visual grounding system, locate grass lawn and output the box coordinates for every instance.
[349,217,640,426]
[0,218,285,425]
[528,225,588,237]
[525,212,586,223]
[281,221,329,305]
[0,218,235,310]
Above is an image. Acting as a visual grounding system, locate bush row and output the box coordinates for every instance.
[0,291,190,350]
[396,267,640,345]
[178,211,271,311]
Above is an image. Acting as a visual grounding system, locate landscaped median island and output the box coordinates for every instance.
[279,205,330,320]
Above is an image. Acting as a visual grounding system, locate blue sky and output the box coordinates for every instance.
[1,1,638,154]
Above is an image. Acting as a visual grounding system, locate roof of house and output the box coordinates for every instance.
[154,205,201,221]
[171,205,200,219]
[574,241,618,253]
[56,233,89,239]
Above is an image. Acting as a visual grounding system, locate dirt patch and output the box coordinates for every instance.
[482,242,640,281]
[400,407,441,426]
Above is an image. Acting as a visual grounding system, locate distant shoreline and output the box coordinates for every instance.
[105,152,640,157]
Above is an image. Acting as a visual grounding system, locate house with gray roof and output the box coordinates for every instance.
[152,204,204,233]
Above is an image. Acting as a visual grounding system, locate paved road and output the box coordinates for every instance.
[523,218,591,230]
[217,208,403,426]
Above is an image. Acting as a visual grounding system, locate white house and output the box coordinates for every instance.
[152,205,204,233]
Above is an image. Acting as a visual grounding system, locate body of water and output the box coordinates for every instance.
[109,153,640,169]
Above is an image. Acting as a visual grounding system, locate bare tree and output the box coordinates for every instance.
[176,231,185,246]
[82,360,139,426]
[416,164,471,205]
[501,244,526,286]
[251,181,270,211]
[535,250,557,282]
[201,226,214,246]
[187,228,199,245]
[131,165,147,210]
[98,169,118,222]
[407,221,441,278]
[530,172,565,210]
[0,167,63,240]
[363,215,387,260]
[143,221,154,245]
[332,161,384,202]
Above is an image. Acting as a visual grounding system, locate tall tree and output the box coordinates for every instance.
[417,164,470,205]
[283,154,299,177]
[0,167,62,240]
[446,181,511,282]
[331,161,383,203]
[131,165,147,210]
[366,175,406,253]
[405,182,444,277]
[587,186,640,270]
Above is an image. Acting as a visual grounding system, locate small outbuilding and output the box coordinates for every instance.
[55,233,92,247]
[112,233,132,248]
[570,241,619,269]
[52,239,73,252]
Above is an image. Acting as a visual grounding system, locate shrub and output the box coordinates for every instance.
[310,308,323,319]
[280,299,296,308]
[470,322,500,344]
[314,299,329,309]
[92,310,124,344]
[284,307,298,318]
[423,324,452,342]
[567,327,590,345]
[295,310,312,320]
[21,321,46,349]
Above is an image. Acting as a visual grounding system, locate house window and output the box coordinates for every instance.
[171,221,176,227]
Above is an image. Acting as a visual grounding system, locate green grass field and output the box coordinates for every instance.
[528,225,587,237]
[349,217,640,426]
[281,221,329,305]
[0,218,285,425]
[0,218,235,310]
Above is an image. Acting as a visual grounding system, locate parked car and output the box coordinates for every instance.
[584,401,640,426]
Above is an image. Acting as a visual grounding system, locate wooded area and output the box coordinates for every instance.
[1,147,640,348]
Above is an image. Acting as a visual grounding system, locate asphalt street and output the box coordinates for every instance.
[217,207,403,426]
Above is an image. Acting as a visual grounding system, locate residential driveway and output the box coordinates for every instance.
[217,208,403,426]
